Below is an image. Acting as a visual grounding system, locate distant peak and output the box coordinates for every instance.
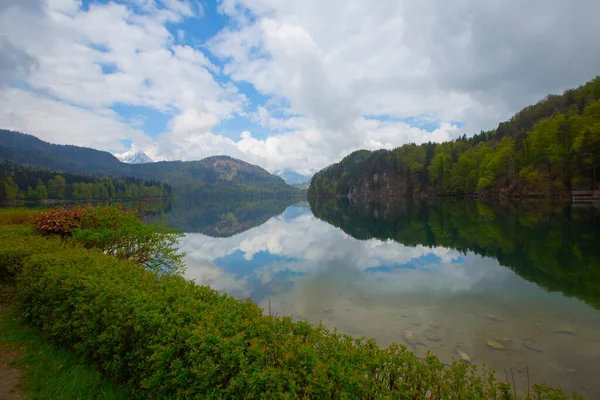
[274,168,315,185]
[114,144,154,164]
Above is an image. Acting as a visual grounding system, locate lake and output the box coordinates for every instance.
[163,197,600,398]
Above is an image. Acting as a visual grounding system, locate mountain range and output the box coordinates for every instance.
[0,130,301,198]
[112,146,315,186]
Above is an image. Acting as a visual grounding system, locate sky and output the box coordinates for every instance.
[1,0,600,174]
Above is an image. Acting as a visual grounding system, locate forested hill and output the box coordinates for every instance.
[0,131,123,174]
[309,76,600,199]
[0,130,299,197]
[0,160,170,202]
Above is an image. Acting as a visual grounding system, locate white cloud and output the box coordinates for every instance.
[0,0,241,154]
[1,0,600,173]
[205,0,600,170]
[213,0,600,130]
[0,88,146,151]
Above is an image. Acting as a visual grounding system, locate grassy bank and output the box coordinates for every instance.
[0,289,130,400]
[0,206,582,399]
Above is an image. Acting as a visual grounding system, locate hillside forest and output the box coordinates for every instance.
[0,161,171,202]
[309,76,600,198]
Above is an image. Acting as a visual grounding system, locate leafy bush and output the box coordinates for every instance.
[34,206,88,236]
[14,233,577,399]
[71,205,185,275]
[34,205,185,275]
[0,225,69,283]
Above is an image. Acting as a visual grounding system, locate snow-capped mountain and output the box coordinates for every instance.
[274,169,315,185]
[114,145,154,164]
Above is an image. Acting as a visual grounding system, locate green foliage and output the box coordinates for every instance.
[310,76,600,198]
[32,205,186,275]
[0,160,171,203]
[7,229,572,399]
[3,176,19,200]
[0,207,41,226]
[428,152,452,191]
[71,205,186,275]
[0,225,69,283]
[0,301,131,400]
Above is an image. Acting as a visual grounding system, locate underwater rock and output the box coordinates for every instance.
[403,330,419,346]
[424,328,442,342]
[486,340,505,350]
[456,349,471,364]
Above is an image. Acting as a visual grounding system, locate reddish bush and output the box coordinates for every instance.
[34,206,89,236]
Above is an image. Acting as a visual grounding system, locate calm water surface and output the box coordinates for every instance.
[165,198,600,398]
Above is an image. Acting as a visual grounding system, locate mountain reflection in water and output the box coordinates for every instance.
[164,197,600,398]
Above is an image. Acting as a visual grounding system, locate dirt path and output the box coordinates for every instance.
[0,288,24,400]
[0,347,22,400]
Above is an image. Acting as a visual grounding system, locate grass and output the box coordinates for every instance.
[0,208,42,226]
[0,288,131,400]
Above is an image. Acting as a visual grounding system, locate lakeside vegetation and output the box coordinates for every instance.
[0,205,582,399]
[309,77,600,199]
[0,295,129,400]
[0,161,171,202]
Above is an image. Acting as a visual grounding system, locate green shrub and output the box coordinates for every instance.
[34,205,186,275]
[71,204,185,275]
[15,243,577,399]
[0,303,132,400]
[0,225,69,283]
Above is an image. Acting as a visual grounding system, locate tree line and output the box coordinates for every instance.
[309,76,600,198]
[0,161,171,202]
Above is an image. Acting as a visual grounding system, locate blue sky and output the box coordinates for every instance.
[1,0,599,172]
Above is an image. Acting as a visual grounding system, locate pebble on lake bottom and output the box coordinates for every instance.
[403,330,419,345]
[456,349,471,364]
[522,339,543,353]
[486,340,505,350]
[424,328,442,342]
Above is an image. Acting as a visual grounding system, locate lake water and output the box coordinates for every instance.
[164,197,600,398]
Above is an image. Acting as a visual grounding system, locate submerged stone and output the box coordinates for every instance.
[522,340,543,353]
[486,340,505,350]
[424,328,442,342]
[403,330,419,345]
[554,326,576,335]
[486,315,504,322]
[456,349,471,364]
